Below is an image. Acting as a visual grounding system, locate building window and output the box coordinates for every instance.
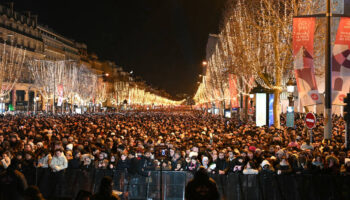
[16,90,25,102]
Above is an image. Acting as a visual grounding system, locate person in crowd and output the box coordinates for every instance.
[0,159,28,200]
[49,148,68,198]
[136,149,155,176]
[185,166,220,200]
[115,152,130,172]
[171,151,182,170]
[108,154,117,170]
[341,158,350,175]
[174,160,184,171]
[68,151,82,169]
[243,161,259,175]
[92,176,120,200]
[311,154,324,173]
[23,185,46,200]
[275,156,292,175]
[0,111,349,198]
[37,149,51,169]
[216,151,228,174]
[188,157,200,173]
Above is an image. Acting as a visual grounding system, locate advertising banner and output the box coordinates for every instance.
[57,84,64,97]
[256,93,267,127]
[57,97,63,107]
[268,94,274,127]
[293,17,321,106]
[332,17,350,105]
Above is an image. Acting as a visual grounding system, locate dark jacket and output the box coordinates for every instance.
[0,167,28,200]
[68,158,81,169]
[116,159,130,172]
[185,168,220,200]
[215,158,228,173]
[136,156,155,176]
[92,193,119,200]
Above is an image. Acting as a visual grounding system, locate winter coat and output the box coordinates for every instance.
[50,154,68,172]
[116,159,130,172]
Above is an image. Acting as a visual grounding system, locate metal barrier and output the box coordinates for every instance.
[27,168,350,200]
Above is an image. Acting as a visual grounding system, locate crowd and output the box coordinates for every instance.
[0,111,349,198]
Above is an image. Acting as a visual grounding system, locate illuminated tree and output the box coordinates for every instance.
[0,41,26,98]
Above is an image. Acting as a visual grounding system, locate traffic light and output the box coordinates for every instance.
[344,93,350,122]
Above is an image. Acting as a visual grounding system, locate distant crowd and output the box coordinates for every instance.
[0,111,349,199]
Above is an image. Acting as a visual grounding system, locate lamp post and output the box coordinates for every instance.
[249,93,254,121]
[249,93,254,107]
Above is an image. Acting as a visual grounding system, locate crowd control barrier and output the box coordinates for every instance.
[25,168,350,200]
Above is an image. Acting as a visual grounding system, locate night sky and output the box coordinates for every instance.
[8,0,226,98]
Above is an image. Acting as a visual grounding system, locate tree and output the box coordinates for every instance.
[0,41,26,99]
[28,60,58,112]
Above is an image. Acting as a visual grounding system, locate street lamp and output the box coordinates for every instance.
[202,61,208,66]
[249,93,254,107]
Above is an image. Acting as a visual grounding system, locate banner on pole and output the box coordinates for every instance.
[332,17,350,105]
[293,17,321,106]
[57,84,64,97]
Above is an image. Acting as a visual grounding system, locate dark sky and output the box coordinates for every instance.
[8,0,226,98]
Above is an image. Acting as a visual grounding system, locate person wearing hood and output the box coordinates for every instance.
[259,159,275,173]
[324,155,339,175]
[185,166,220,200]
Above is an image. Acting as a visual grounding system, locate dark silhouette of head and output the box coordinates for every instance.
[99,176,113,196]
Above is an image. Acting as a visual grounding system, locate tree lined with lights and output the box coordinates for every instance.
[29,60,100,112]
[0,41,26,99]
[194,0,322,127]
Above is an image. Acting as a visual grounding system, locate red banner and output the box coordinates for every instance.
[332,17,350,105]
[228,74,239,108]
[293,18,321,106]
[57,84,64,97]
